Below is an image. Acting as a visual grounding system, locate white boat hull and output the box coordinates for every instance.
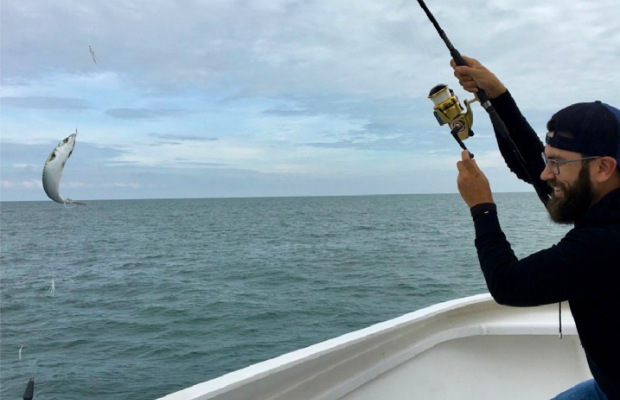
[157,294,591,400]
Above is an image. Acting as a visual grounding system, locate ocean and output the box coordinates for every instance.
[1,193,570,400]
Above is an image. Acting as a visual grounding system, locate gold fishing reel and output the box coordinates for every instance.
[428,84,478,141]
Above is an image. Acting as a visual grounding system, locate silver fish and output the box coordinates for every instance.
[42,130,85,205]
[89,45,97,64]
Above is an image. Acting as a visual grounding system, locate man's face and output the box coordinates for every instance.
[541,145,595,224]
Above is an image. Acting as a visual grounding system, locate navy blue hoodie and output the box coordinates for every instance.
[473,90,620,399]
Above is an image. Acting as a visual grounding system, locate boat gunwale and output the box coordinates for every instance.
[157,294,577,400]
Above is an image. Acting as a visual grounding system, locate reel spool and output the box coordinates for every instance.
[428,84,478,141]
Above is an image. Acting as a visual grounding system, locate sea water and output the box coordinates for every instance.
[0,193,570,399]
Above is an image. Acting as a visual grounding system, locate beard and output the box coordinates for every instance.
[546,165,595,224]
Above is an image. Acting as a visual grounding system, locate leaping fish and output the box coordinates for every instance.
[89,45,97,64]
[42,130,85,205]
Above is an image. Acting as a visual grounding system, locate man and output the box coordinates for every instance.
[451,56,620,400]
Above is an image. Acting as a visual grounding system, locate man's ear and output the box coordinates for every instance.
[593,156,619,184]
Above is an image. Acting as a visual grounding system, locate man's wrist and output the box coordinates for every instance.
[486,86,507,100]
[470,202,497,220]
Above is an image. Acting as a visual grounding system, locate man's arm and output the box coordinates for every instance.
[491,91,550,197]
[451,56,552,203]
[473,205,617,306]
[458,156,617,306]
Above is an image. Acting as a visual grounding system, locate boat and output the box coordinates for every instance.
[156,293,591,400]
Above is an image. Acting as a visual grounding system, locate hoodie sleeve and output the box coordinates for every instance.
[473,207,618,306]
[490,91,552,202]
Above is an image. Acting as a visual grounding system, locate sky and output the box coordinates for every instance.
[2,0,619,201]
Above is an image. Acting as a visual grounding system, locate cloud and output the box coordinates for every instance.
[101,182,141,188]
[1,179,42,189]
[148,141,182,146]
[148,133,218,141]
[106,108,190,120]
[170,160,227,167]
[0,141,128,167]
[302,137,417,152]
[1,0,619,201]
[263,109,318,117]
[0,96,90,110]
[11,163,39,170]
[0,180,141,190]
[2,0,618,106]
[61,181,89,188]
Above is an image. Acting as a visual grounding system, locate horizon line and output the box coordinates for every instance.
[0,190,536,203]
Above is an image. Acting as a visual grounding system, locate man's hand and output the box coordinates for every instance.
[456,150,494,208]
[450,56,507,100]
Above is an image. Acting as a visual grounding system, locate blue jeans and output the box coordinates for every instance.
[550,380,608,400]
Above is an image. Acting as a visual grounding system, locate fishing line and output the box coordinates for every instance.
[405,1,442,82]
[74,6,98,133]
[23,8,97,398]
[414,0,550,205]
[21,194,85,396]
[15,209,63,396]
[29,203,85,397]
[18,331,42,398]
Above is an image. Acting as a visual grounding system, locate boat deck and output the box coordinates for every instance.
[158,295,591,400]
[343,335,588,400]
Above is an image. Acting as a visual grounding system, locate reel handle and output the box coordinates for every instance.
[450,126,474,159]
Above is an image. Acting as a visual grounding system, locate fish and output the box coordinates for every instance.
[42,130,85,205]
[89,45,97,64]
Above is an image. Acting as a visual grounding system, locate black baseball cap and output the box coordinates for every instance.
[546,101,620,165]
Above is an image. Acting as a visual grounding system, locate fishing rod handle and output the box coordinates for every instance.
[450,48,467,67]
[450,48,492,106]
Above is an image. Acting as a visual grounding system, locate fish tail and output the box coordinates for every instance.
[64,199,86,206]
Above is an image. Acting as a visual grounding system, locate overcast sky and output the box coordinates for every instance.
[2,0,619,201]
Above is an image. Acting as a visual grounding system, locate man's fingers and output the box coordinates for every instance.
[461,150,479,172]
[451,55,479,69]
[455,65,488,81]
[453,70,479,92]
[454,70,474,82]
[460,55,479,68]
[463,81,478,90]
[461,149,471,161]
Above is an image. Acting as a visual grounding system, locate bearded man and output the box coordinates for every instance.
[451,56,620,400]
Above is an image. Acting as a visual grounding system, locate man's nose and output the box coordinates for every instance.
[540,165,554,181]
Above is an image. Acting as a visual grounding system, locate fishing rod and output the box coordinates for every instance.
[416,0,550,205]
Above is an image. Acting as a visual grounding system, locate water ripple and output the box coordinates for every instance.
[0,194,570,400]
